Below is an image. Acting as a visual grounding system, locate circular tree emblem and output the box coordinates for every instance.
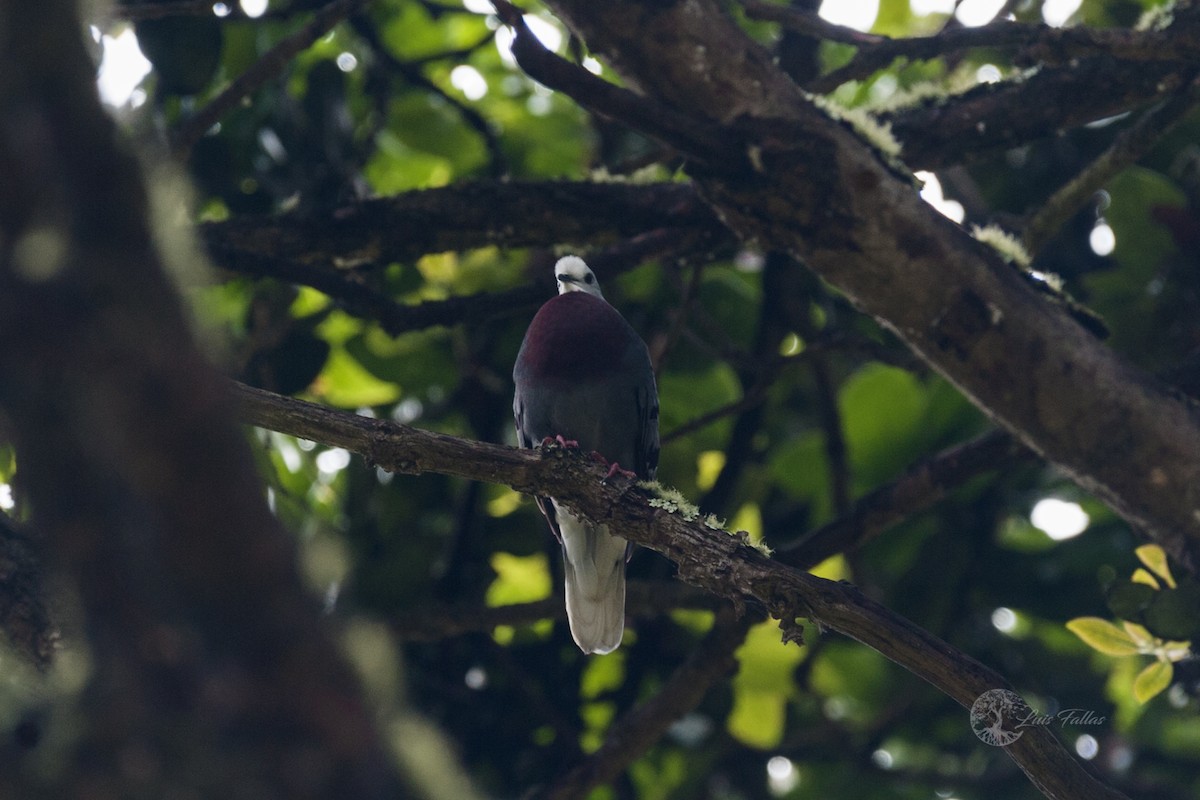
[970,689,1027,746]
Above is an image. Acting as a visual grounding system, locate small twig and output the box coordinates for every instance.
[170,0,373,159]
[884,58,1189,169]
[740,0,888,47]
[662,377,770,445]
[1024,73,1200,255]
[779,429,1033,570]
[108,0,317,20]
[743,0,1193,94]
[349,16,507,177]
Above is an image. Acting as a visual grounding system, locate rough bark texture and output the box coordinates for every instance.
[535,0,1200,572]
[0,3,399,796]
[234,381,1130,800]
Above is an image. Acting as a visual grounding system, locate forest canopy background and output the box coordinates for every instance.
[1,1,1200,799]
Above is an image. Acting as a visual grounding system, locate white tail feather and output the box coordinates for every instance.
[555,503,627,654]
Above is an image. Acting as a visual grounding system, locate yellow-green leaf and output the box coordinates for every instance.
[1133,660,1173,703]
[485,552,551,606]
[727,688,786,749]
[1130,568,1160,589]
[1136,544,1176,589]
[1121,621,1154,646]
[1067,617,1141,656]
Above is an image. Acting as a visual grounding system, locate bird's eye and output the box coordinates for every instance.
[584,273,594,284]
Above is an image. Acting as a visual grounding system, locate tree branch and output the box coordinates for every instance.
[885,57,1191,168]
[232,382,1130,800]
[209,221,719,335]
[742,0,1198,92]
[200,180,721,274]
[534,608,753,800]
[780,429,1034,570]
[1024,73,1200,254]
[0,512,56,669]
[536,0,1200,575]
[0,2,401,793]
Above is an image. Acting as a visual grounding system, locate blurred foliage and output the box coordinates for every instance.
[1068,545,1198,703]
[3,0,1196,797]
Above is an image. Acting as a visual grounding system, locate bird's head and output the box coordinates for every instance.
[555,256,604,299]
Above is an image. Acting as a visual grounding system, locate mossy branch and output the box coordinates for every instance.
[234,381,1130,800]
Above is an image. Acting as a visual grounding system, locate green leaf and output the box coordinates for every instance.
[727,620,806,749]
[726,687,786,749]
[1135,544,1176,589]
[1131,568,1160,588]
[1132,660,1173,704]
[485,552,551,607]
[768,432,832,525]
[1105,579,1156,620]
[312,347,402,408]
[839,364,928,486]
[0,443,14,484]
[1066,617,1142,656]
[1143,582,1200,640]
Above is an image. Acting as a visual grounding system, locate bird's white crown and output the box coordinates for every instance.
[554,256,604,299]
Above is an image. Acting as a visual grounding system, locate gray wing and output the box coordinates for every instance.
[635,379,660,481]
[514,393,564,543]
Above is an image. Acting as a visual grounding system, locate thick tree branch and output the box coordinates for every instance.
[201,180,721,273]
[534,0,1200,576]
[210,221,717,335]
[232,382,1129,800]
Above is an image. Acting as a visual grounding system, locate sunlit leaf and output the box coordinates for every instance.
[485,552,552,606]
[1066,617,1142,656]
[1135,544,1176,588]
[1132,660,1172,704]
[1121,621,1154,646]
[727,686,786,749]
[1131,568,1160,588]
[727,620,807,748]
[581,649,626,700]
[311,348,402,407]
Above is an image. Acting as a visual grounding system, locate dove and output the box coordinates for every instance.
[513,256,659,654]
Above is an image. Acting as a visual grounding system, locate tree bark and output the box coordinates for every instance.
[533,0,1200,571]
[0,3,400,796]
[233,381,1131,800]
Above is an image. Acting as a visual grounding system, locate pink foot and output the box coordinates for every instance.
[540,434,579,449]
[599,458,637,483]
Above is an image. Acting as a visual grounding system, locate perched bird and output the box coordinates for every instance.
[513,256,660,654]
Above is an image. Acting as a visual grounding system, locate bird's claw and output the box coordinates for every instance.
[540,434,579,449]
[597,456,637,484]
